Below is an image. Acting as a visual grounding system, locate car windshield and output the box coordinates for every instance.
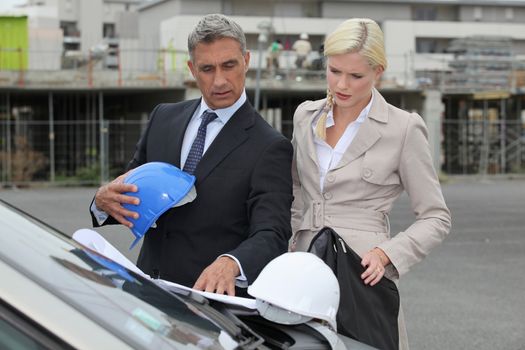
[0,201,263,350]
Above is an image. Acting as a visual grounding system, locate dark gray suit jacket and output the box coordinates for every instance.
[92,98,293,288]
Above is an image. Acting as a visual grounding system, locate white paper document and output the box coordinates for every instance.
[72,228,257,310]
[73,228,147,277]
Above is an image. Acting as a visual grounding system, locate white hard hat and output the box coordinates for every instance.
[300,33,309,40]
[248,252,340,331]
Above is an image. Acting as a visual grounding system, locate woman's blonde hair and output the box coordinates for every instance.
[315,18,387,139]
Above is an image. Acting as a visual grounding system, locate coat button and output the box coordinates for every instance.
[326,174,335,183]
[323,192,333,200]
[363,168,373,178]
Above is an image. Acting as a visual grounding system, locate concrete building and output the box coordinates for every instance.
[3,0,525,86]
[133,0,525,90]
[1,0,525,185]
[1,0,142,70]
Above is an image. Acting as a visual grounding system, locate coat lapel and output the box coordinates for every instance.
[332,89,389,170]
[193,101,252,183]
[332,118,381,170]
[167,99,200,168]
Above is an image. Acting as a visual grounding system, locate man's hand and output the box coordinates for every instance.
[94,171,139,228]
[193,256,240,296]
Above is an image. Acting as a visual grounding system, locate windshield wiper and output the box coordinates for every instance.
[180,291,265,349]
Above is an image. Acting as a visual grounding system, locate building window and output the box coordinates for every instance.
[473,7,483,21]
[303,1,321,18]
[413,5,437,20]
[505,8,514,20]
[416,38,451,53]
[60,21,79,37]
[103,23,116,39]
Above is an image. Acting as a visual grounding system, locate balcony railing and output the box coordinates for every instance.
[2,47,525,93]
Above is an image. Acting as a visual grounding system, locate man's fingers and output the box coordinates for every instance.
[193,259,237,296]
[111,182,138,194]
[198,280,235,296]
[94,174,140,224]
[111,213,134,228]
[193,271,210,291]
[225,283,235,296]
[205,283,216,293]
[213,280,235,296]
[215,285,225,295]
[193,278,205,291]
[118,206,139,220]
[115,193,140,206]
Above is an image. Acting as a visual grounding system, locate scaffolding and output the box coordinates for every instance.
[440,36,524,175]
[443,92,524,175]
[445,36,513,93]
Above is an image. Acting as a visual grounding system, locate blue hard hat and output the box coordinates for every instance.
[122,162,196,249]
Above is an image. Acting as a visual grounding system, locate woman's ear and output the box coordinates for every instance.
[374,66,384,81]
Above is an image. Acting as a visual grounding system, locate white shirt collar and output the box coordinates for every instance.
[314,92,374,130]
[198,90,247,124]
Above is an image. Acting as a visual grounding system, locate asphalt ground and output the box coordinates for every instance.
[1,178,524,350]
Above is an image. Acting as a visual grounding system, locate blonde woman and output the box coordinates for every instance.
[290,18,451,349]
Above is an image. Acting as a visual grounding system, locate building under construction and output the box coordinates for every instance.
[1,0,525,185]
[442,36,525,175]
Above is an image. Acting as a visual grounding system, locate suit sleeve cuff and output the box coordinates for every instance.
[90,201,109,226]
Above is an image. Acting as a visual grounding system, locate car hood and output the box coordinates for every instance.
[0,202,262,350]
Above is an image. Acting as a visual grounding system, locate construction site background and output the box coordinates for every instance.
[1,35,525,186]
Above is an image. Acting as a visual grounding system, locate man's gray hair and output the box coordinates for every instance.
[188,14,247,61]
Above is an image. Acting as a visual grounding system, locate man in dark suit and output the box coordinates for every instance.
[90,14,293,296]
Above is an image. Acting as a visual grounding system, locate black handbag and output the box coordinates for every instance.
[308,227,400,350]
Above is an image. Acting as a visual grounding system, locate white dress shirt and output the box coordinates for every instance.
[180,91,246,169]
[312,94,374,191]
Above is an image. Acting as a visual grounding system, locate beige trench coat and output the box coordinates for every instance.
[291,89,451,349]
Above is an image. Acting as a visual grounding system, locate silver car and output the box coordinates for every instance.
[0,200,375,350]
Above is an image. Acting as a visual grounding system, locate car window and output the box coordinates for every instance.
[0,319,44,350]
[0,302,74,350]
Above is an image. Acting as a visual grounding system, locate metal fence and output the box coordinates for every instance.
[0,118,523,187]
[0,46,328,88]
[443,119,524,175]
[0,119,147,186]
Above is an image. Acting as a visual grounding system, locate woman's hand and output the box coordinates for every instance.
[361,248,390,286]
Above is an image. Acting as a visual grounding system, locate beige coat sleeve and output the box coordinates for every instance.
[291,136,304,236]
[378,113,451,277]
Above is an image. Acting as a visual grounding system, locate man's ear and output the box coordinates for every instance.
[244,50,251,72]
[187,60,195,77]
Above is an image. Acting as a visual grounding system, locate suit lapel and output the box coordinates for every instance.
[167,100,200,168]
[193,101,252,183]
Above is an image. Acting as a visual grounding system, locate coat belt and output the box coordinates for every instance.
[300,201,389,233]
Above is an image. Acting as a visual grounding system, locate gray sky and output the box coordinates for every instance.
[0,0,26,12]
